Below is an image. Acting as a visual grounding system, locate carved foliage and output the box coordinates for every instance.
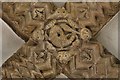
[2,2,120,79]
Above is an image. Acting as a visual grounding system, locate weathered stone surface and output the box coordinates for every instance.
[1,2,120,79]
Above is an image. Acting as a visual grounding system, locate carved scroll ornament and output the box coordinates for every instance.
[1,2,120,79]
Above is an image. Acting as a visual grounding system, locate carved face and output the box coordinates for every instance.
[55,7,68,16]
[31,28,44,42]
[80,28,92,41]
[57,51,71,64]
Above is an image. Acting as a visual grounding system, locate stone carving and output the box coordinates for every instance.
[1,2,120,79]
